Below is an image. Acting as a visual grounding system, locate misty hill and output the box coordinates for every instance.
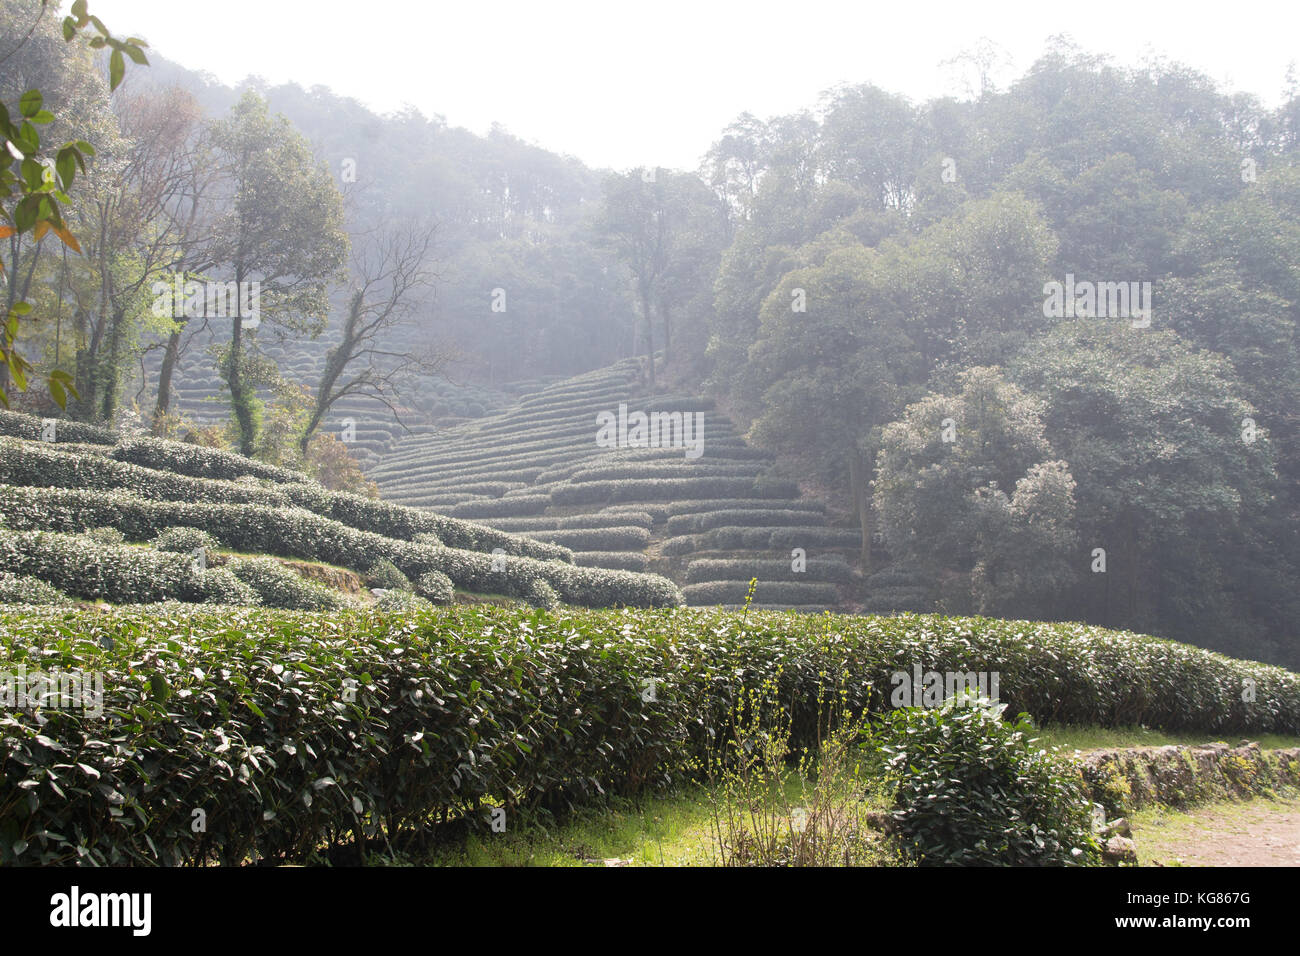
[366,358,885,610]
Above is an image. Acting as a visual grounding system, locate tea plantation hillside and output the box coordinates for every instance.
[366,359,879,612]
[0,410,683,611]
[144,326,522,468]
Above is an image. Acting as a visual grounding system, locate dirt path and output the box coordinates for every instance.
[1131,796,1300,866]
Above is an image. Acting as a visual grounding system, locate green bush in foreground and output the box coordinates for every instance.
[0,604,1294,867]
[880,699,1100,866]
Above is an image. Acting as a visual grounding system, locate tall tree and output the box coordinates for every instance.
[301,219,444,455]
[197,91,348,454]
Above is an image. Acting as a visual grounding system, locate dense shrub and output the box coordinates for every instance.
[0,409,116,445]
[294,487,570,562]
[880,700,1099,866]
[667,509,823,535]
[0,485,681,609]
[0,438,289,507]
[667,498,824,516]
[0,529,259,606]
[112,437,305,484]
[415,570,455,604]
[666,525,862,552]
[3,435,570,565]
[767,527,862,550]
[521,578,560,610]
[551,477,800,506]
[452,482,526,497]
[228,557,349,611]
[662,535,701,556]
[372,589,436,613]
[573,551,650,572]
[525,526,651,551]
[366,559,413,592]
[150,526,220,555]
[84,527,125,547]
[447,495,551,519]
[602,504,670,524]
[0,572,73,605]
[560,512,653,530]
[567,462,763,484]
[0,604,1296,866]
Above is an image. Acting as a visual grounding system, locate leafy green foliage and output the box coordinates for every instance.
[228,557,348,611]
[0,0,146,408]
[880,699,1099,866]
[0,602,1294,865]
[150,526,218,555]
[365,558,412,592]
[0,527,258,605]
[0,571,72,605]
[414,570,454,605]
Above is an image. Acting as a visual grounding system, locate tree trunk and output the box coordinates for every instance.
[227,314,256,456]
[849,447,873,572]
[659,301,672,365]
[152,330,182,434]
[639,284,656,390]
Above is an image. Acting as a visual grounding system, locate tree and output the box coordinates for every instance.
[67,85,205,423]
[738,193,1055,569]
[0,0,147,407]
[744,242,921,570]
[873,367,1077,616]
[598,169,671,388]
[1010,320,1282,654]
[300,219,444,455]
[196,91,348,454]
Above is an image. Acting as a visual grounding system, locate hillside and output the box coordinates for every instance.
[0,410,682,612]
[364,358,883,611]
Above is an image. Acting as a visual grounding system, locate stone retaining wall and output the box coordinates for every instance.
[1078,742,1300,815]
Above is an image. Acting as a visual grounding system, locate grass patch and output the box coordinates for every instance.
[1036,724,1300,752]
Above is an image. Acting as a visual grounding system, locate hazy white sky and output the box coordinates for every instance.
[89,0,1300,171]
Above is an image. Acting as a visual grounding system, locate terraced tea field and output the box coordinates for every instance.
[145,324,515,467]
[366,359,893,611]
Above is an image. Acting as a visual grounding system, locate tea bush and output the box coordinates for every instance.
[228,558,349,611]
[415,570,455,604]
[572,551,650,572]
[1,604,1295,866]
[525,526,651,551]
[365,559,412,592]
[0,409,116,445]
[150,527,220,555]
[880,700,1100,866]
[0,485,680,608]
[0,528,260,606]
[0,572,73,605]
